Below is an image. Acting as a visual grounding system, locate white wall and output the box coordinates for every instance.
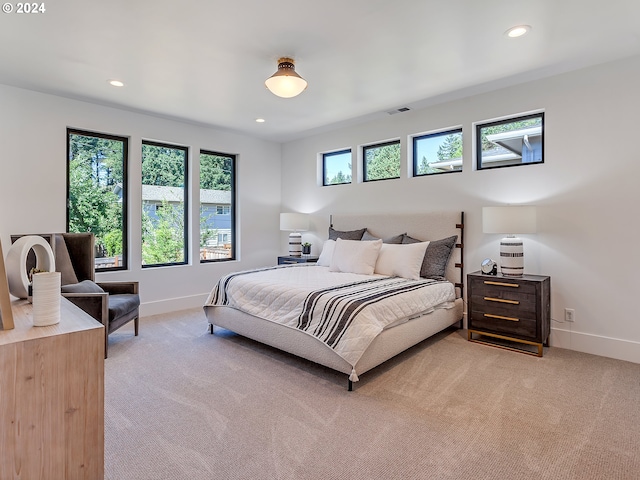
[281,55,640,364]
[0,84,282,316]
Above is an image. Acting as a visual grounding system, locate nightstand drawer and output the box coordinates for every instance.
[469,309,537,338]
[470,294,537,318]
[473,278,538,296]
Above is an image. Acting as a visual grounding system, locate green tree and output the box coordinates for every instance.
[141,144,185,187]
[141,200,185,264]
[365,144,400,181]
[200,153,232,190]
[327,170,351,185]
[68,133,124,259]
[437,134,463,161]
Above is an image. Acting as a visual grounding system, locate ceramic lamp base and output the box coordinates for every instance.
[288,232,302,257]
[499,235,524,277]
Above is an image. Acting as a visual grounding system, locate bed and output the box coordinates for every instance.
[203,212,464,390]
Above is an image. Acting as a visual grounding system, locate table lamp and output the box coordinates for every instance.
[280,213,309,257]
[482,206,536,277]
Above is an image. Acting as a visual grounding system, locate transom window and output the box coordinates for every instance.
[413,128,463,176]
[363,140,401,182]
[323,149,352,186]
[476,112,544,170]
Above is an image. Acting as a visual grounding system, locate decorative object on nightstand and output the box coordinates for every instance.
[467,271,550,357]
[280,212,309,257]
[481,258,497,275]
[302,242,312,255]
[5,235,56,299]
[482,205,536,277]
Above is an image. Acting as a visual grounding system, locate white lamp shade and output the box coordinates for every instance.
[280,213,309,232]
[483,206,536,234]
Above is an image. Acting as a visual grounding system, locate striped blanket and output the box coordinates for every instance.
[205,264,455,367]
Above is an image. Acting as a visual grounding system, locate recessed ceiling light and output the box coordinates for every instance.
[255,118,266,123]
[506,25,531,38]
[109,80,125,87]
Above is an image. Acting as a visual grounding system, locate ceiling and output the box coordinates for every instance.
[1,0,639,143]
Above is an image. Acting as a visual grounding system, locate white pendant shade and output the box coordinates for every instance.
[265,57,307,98]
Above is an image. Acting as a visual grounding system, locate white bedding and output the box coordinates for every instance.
[205,264,455,367]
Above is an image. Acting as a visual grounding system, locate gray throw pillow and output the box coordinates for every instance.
[328,227,366,241]
[362,230,405,244]
[402,234,457,280]
[61,279,105,294]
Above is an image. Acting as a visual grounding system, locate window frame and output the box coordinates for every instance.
[66,128,129,272]
[362,139,401,182]
[141,140,189,268]
[476,112,545,171]
[412,128,463,177]
[199,149,236,264]
[322,149,352,186]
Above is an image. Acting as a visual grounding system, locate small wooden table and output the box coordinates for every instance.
[0,298,105,479]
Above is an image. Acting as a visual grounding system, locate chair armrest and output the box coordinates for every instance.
[62,292,108,325]
[97,281,139,295]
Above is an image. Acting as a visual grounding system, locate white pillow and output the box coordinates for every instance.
[329,238,382,275]
[374,241,430,280]
[317,239,336,266]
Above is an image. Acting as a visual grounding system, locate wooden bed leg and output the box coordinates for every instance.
[348,379,353,391]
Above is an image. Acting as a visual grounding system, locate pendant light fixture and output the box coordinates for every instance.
[265,57,307,98]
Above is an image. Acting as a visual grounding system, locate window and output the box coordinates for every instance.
[141,141,188,267]
[413,128,463,176]
[476,112,544,170]
[323,149,352,185]
[67,129,128,271]
[200,150,235,262]
[363,140,401,182]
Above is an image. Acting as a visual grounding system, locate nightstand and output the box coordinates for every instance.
[277,255,319,265]
[467,271,550,357]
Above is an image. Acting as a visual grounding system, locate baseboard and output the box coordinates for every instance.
[140,293,209,317]
[550,327,640,364]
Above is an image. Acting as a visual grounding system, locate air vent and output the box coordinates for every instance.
[386,107,411,115]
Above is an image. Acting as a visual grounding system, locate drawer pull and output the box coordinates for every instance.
[484,313,519,322]
[484,281,519,288]
[484,297,519,305]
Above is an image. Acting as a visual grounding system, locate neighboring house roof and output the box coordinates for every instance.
[142,185,231,204]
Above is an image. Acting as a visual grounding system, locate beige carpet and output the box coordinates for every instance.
[105,308,640,480]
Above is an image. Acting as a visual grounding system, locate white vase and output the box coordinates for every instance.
[32,271,61,327]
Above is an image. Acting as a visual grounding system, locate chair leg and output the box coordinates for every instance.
[134,317,139,336]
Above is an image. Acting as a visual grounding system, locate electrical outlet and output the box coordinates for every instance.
[565,308,575,322]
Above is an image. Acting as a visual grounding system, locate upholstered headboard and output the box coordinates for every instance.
[330,211,464,297]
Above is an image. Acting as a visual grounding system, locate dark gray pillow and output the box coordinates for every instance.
[402,234,457,280]
[61,279,105,294]
[361,230,405,244]
[328,227,366,241]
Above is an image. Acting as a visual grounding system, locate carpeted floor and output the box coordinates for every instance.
[104,308,640,480]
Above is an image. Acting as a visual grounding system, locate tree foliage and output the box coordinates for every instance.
[141,200,185,265]
[200,153,233,190]
[68,134,124,257]
[365,143,400,181]
[141,144,186,187]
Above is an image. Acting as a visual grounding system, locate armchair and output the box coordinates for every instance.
[11,233,140,358]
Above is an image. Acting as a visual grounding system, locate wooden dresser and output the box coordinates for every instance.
[0,298,105,479]
[467,271,550,357]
